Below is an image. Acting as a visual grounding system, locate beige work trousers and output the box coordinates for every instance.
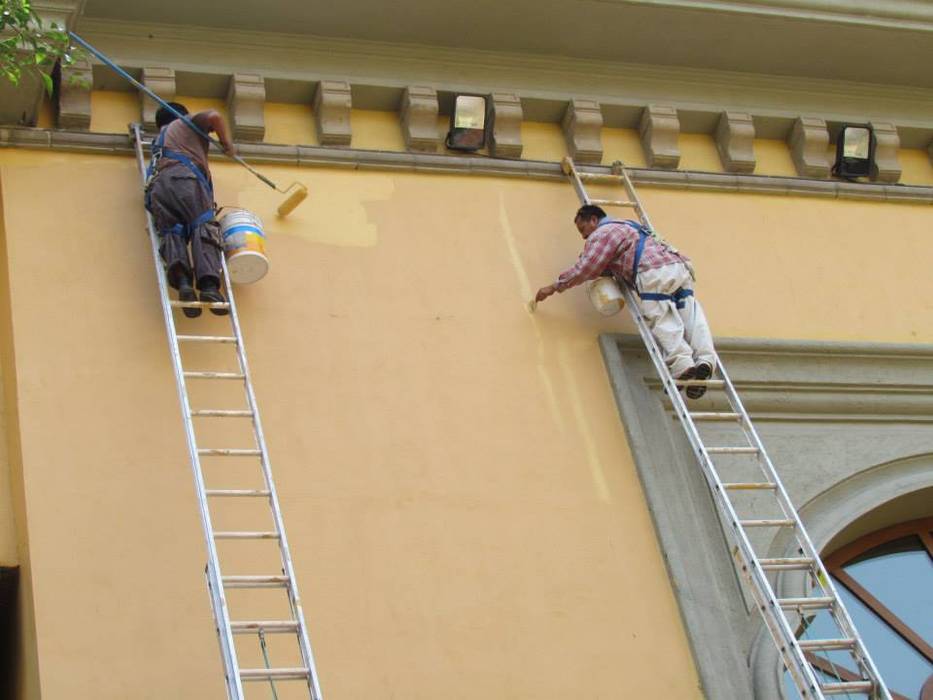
[633,262,716,378]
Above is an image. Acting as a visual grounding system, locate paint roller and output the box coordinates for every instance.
[68,32,308,217]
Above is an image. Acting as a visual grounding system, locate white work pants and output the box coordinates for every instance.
[633,262,716,378]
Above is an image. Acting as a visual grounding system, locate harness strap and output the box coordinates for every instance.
[637,287,694,309]
[160,208,215,239]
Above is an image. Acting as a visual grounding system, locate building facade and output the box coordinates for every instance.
[1,1,931,698]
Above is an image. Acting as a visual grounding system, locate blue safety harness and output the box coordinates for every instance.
[145,126,215,239]
[603,217,694,309]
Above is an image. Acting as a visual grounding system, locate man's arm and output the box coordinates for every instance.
[534,229,618,303]
[192,110,237,157]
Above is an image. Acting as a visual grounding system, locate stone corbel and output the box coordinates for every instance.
[561,99,603,164]
[488,92,523,159]
[869,122,901,183]
[313,80,352,147]
[715,111,756,173]
[787,117,830,178]
[639,105,680,169]
[226,73,266,142]
[140,67,176,131]
[57,58,92,130]
[400,86,440,153]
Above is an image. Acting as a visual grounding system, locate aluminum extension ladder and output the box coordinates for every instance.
[561,157,891,700]
[131,124,323,700]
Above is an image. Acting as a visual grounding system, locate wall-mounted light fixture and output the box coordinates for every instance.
[833,124,875,179]
[446,95,487,151]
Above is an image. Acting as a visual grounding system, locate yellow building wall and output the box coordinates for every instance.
[0,112,931,699]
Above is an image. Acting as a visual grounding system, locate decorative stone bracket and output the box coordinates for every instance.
[57,58,93,130]
[140,67,176,131]
[313,80,352,147]
[488,92,523,159]
[787,117,830,179]
[561,99,603,164]
[227,73,266,142]
[869,121,901,183]
[715,111,756,174]
[400,86,440,153]
[639,105,680,170]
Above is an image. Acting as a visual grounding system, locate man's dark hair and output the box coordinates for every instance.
[574,204,607,223]
[155,102,189,129]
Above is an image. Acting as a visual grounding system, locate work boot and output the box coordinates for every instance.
[686,362,713,400]
[674,366,695,392]
[173,272,201,318]
[198,278,229,316]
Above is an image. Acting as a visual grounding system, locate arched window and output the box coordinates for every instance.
[785,518,933,700]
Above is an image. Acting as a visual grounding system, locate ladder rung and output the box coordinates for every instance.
[198,448,261,457]
[778,596,835,610]
[176,335,237,343]
[588,198,637,207]
[183,371,245,380]
[222,575,289,589]
[820,680,875,695]
[723,482,776,490]
[760,557,815,570]
[191,409,254,417]
[740,518,796,527]
[214,531,280,539]
[578,172,624,183]
[231,620,299,634]
[169,300,231,310]
[677,379,726,388]
[690,412,742,421]
[707,446,759,454]
[798,637,857,651]
[205,489,271,497]
[240,667,310,682]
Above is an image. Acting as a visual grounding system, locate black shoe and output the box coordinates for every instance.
[686,362,713,400]
[198,281,229,316]
[674,366,695,392]
[177,278,201,318]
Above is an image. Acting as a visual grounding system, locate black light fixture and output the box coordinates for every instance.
[833,124,875,179]
[446,95,487,151]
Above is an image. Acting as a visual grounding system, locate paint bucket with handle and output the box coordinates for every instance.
[219,209,269,284]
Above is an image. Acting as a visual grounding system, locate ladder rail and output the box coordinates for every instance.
[620,284,826,699]
[565,157,892,700]
[131,123,244,700]
[222,259,324,700]
[717,361,888,688]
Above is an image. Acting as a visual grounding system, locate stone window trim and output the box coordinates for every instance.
[598,334,933,700]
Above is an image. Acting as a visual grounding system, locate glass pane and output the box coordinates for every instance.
[454,96,486,129]
[835,583,932,698]
[844,536,933,645]
[842,127,871,159]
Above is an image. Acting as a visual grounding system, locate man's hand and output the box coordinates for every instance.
[223,143,237,158]
[535,284,558,303]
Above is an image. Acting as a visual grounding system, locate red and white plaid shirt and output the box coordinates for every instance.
[555,219,687,292]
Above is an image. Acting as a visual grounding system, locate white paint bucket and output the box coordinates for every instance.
[219,209,269,284]
[588,276,624,316]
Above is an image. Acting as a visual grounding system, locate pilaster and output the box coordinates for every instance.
[869,121,901,183]
[226,73,266,142]
[313,80,352,147]
[487,92,523,159]
[561,99,602,164]
[787,117,830,178]
[56,58,92,130]
[639,105,680,170]
[139,67,176,131]
[400,86,440,153]
[715,111,756,174]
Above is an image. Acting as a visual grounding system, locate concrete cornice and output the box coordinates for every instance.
[612,335,933,422]
[3,126,933,205]
[76,19,933,146]
[612,0,933,31]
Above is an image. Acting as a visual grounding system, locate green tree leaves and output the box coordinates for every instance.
[1,0,82,93]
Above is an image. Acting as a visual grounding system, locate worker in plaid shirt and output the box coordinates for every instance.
[535,205,716,399]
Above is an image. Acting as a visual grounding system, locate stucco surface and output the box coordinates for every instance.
[0,150,706,698]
